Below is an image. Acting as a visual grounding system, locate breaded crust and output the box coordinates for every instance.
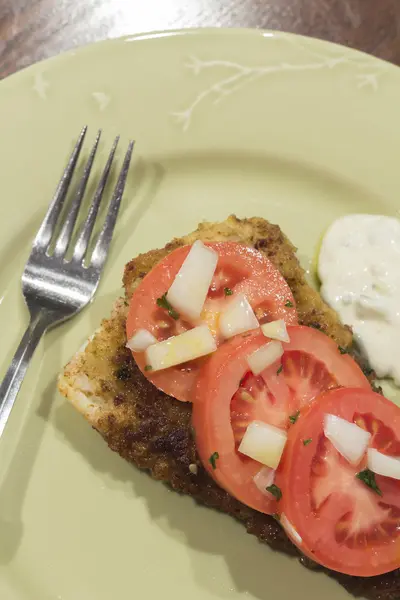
[58,216,399,600]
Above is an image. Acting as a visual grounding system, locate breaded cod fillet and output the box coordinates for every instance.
[58,216,399,600]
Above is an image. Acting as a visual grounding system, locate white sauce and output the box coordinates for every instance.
[318,214,400,385]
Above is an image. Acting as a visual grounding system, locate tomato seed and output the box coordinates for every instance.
[241,390,255,403]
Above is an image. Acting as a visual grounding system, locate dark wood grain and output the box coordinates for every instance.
[1,0,400,79]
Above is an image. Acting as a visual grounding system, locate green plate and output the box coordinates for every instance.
[0,28,399,600]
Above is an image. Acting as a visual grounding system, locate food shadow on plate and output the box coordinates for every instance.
[0,334,56,565]
[52,399,334,600]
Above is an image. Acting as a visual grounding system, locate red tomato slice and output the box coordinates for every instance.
[192,327,370,515]
[126,242,297,402]
[277,388,400,577]
[193,332,281,514]
[273,326,370,416]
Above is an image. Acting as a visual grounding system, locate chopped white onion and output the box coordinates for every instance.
[324,414,371,465]
[253,466,276,495]
[166,241,218,321]
[189,463,198,475]
[247,341,284,375]
[238,420,287,469]
[281,514,302,546]
[261,320,290,343]
[145,325,216,372]
[367,448,400,480]
[126,328,157,352]
[219,293,259,339]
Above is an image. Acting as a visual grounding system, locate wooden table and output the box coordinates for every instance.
[1,0,400,79]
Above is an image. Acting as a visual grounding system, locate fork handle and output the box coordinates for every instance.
[0,310,51,439]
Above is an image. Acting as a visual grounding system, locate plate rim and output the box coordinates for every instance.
[2,27,399,90]
[1,23,400,600]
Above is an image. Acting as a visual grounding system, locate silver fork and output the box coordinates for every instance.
[0,127,134,438]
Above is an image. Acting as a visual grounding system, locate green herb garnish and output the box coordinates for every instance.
[303,438,312,446]
[285,300,294,308]
[144,365,153,372]
[276,365,283,375]
[266,484,282,501]
[156,293,180,320]
[209,451,219,470]
[338,346,348,355]
[356,468,382,496]
[289,410,300,425]
[224,287,233,296]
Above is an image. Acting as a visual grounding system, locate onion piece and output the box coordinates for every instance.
[324,414,371,465]
[238,420,287,469]
[145,325,216,372]
[368,448,400,480]
[253,466,275,495]
[261,320,290,343]
[219,293,259,339]
[281,514,302,545]
[247,341,284,375]
[166,241,218,321]
[126,328,157,352]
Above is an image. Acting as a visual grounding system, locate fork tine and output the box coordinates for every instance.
[71,136,119,264]
[53,130,101,259]
[91,141,134,271]
[33,126,87,252]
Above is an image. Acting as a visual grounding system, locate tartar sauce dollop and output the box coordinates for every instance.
[318,214,400,385]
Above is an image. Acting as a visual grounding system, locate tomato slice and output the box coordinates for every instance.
[126,242,297,402]
[192,327,370,515]
[277,388,400,577]
[270,326,370,416]
[193,332,281,514]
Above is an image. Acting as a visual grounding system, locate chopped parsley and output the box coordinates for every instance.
[338,346,348,355]
[224,287,233,296]
[156,293,180,320]
[266,484,282,501]
[209,451,219,470]
[356,468,382,496]
[303,438,312,446]
[276,364,283,375]
[285,300,294,308]
[144,365,153,372]
[289,410,300,425]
